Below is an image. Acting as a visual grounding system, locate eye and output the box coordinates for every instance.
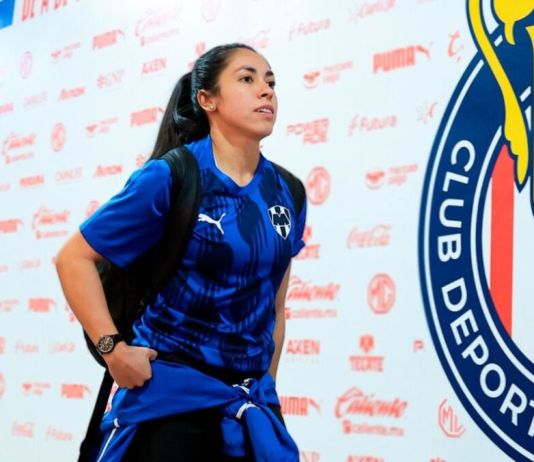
[268,81,276,89]
[241,75,253,83]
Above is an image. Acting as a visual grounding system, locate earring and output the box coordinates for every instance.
[210,105,215,111]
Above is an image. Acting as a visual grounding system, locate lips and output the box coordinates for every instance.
[255,105,274,114]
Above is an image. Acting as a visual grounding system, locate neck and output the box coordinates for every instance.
[209,127,261,186]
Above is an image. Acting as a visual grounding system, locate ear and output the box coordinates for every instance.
[197,89,216,112]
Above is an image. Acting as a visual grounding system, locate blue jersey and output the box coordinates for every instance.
[80,135,306,374]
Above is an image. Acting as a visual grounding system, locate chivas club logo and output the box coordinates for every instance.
[268,205,291,239]
[419,2,534,461]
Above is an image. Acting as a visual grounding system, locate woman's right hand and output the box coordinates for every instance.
[103,343,158,389]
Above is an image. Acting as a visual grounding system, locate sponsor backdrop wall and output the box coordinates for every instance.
[1,0,533,461]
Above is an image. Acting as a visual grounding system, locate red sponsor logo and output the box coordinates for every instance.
[306,167,330,205]
[21,382,51,396]
[294,226,320,260]
[285,339,321,355]
[0,337,5,354]
[365,163,418,189]
[288,18,330,41]
[20,51,33,79]
[51,123,66,151]
[287,276,340,301]
[58,86,85,101]
[61,383,91,399]
[280,396,321,416]
[3,132,36,164]
[0,102,14,115]
[438,399,465,437]
[92,29,125,50]
[0,264,8,273]
[349,0,396,23]
[430,458,445,462]
[86,117,119,137]
[417,100,438,124]
[201,0,221,22]
[373,44,431,73]
[28,298,56,313]
[0,219,23,234]
[32,206,70,239]
[136,153,149,167]
[23,91,48,108]
[413,339,425,352]
[51,42,82,63]
[285,307,337,320]
[15,340,39,354]
[238,29,270,50]
[287,118,329,144]
[347,457,384,462]
[93,163,124,178]
[21,0,73,21]
[19,174,45,189]
[131,107,164,126]
[448,30,464,63]
[11,421,34,438]
[18,259,41,270]
[97,69,125,90]
[135,9,181,47]
[336,387,407,436]
[347,224,391,249]
[301,451,320,462]
[50,341,75,354]
[142,57,167,76]
[0,373,4,398]
[368,273,395,315]
[304,61,353,89]
[46,426,73,441]
[0,182,10,192]
[55,167,83,183]
[0,299,19,312]
[350,335,385,372]
[348,114,397,135]
[86,200,100,217]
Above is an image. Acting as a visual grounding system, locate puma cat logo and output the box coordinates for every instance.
[198,212,226,235]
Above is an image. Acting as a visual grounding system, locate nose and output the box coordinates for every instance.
[259,81,274,99]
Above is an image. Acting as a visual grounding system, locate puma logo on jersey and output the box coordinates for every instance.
[198,212,226,235]
[268,205,291,239]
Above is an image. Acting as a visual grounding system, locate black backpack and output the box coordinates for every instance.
[78,147,306,461]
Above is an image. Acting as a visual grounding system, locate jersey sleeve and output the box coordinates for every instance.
[80,159,172,268]
[292,195,307,257]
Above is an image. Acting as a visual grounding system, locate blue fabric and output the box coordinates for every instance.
[95,361,299,461]
[80,135,307,374]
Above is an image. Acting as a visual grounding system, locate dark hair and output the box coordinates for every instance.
[150,43,256,159]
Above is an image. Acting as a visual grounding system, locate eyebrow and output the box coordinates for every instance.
[234,66,275,77]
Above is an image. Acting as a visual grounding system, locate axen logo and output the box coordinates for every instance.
[92,30,125,50]
[57,86,85,101]
[287,118,329,144]
[285,339,320,355]
[438,399,466,438]
[279,396,321,416]
[0,219,23,234]
[135,8,181,47]
[21,0,73,21]
[28,298,56,313]
[93,164,123,178]
[61,384,91,399]
[347,224,391,249]
[373,44,431,73]
[3,132,36,164]
[286,276,340,301]
[131,107,164,126]
[288,18,330,41]
[142,57,167,75]
[306,167,330,205]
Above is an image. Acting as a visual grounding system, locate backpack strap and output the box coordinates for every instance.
[272,162,306,216]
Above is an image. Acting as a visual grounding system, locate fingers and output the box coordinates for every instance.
[147,348,158,361]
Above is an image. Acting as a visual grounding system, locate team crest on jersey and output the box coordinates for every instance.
[419,2,534,461]
[268,205,291,239]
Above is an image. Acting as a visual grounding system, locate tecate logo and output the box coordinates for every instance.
[347,224,391,249]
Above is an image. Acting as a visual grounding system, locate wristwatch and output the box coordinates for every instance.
[95,334,124,355]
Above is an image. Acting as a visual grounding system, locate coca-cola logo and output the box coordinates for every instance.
[347,224,391,248]
[335,387,407,419]
[306,167,330,205]
[32,206,69,230]
[287,276,340,301]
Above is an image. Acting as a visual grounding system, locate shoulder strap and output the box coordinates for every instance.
[272,162,306,216]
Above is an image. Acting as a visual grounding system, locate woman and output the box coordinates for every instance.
[56,43,306,461]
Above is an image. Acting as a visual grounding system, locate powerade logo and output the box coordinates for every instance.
[0,0,15,29]
[419,2,534,461]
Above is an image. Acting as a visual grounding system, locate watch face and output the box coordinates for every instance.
[97,336,115,354]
